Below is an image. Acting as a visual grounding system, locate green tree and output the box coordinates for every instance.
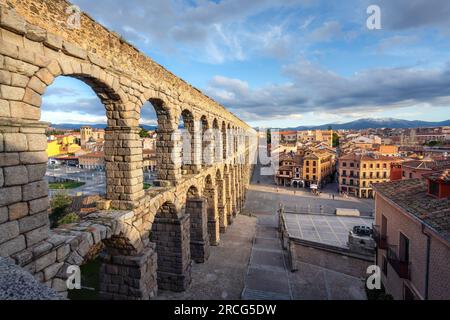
[332,132,340,147]
[139,126,150,138]
[266,128,272,144]
[50,190,73,228]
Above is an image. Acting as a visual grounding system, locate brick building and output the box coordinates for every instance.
[372,173,450,300]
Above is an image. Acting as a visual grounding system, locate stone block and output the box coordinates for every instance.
[22,88,41,107]
[26,163,47,182]
[44,33,62,50]
[11,73,28,87]
[3,165,28,186]
[62,41,87,60]
[10,101,40,120]
[0,186,22,206]
[25,225,49,246]
[28,76,46,94]
[20,151,47,165]
[0,206,8,224]
[0,153,20,166]
[0,99,9,117]
[26,134,47,151]
[44,262,63,281]
[0,84,25,100]
[8,202,28,220]
[0,39,19,58]
[0,220,19,244]
[3,133,27,151]
[29,197,49,214]
[18,211,49,233]
[35,250,56,272]
[0,235,26,257]
[25,24,46,42]
[0,7,26,35]
[0,70,11,85]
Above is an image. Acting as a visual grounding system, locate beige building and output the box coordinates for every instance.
[339,153,402,198]
[372,173,450,300]
[302,149,335,187]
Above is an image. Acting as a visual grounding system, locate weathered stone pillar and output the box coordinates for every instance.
[0,118,50,258]
[104,127,144,210]
[151,213,191,292]
[203,187,220,246]
[216,178,228,233]
[224,173,233,225]
[99,243,158,300]
[186,198,210,263]
[154,126,182,187]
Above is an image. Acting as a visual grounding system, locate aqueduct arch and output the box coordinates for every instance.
[0,0,256,299]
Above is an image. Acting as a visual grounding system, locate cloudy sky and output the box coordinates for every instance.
[43,0,450,127]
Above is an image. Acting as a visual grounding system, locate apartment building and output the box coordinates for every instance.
[372,172,450,300]
[302,149,335,187]
[338,153,402,198]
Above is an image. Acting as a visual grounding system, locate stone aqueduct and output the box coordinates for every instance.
[0,0,257,299]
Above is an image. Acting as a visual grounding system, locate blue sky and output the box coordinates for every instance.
[42,0,450,127]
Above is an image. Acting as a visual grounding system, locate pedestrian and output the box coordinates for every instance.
[332,194,335,200]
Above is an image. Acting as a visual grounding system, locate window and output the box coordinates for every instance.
[313,168,317,174]
[363,164,367,169]
[381,215,387,237]
[377,164,380,169]
[362,181,366,187]
[402,171,405,177]
[306,175,310,180]
[306,161,309,166]
[313,175,316,181]
[409,173,413,179]
[350,162,354,167]
[313,161,317,166]
[383,163,387,169]
[343,162,347,167]
[399,232,410,263]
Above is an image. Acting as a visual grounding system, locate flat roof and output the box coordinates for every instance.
[283,212,374,249]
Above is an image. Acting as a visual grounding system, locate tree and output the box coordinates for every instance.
[50,190,73,228]
[266,129,272,144]
[332,132,340,147]
[139,126,149,138]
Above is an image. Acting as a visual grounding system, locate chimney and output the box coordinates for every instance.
[426,170,450,199]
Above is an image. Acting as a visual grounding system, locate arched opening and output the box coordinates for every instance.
[212,118,221,164]
[180,110,197,175]
[150,201,191,292]
[201,115,212,167]
[142,98,180,187]
[222,121,227,162]
[41,75,120,229]
[185,185,210,263]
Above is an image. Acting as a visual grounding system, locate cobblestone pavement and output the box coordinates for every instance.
[156,214,257,300]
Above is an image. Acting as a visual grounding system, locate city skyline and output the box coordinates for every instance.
[41,0,450,127]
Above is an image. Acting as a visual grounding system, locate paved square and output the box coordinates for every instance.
[283,213,374,248]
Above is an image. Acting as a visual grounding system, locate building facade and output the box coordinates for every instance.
[372,174,450,300]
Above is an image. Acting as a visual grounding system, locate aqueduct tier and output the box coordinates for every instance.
[0,0,257,299]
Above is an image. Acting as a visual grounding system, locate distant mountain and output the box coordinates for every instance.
[283,118,450,130]
[50,123,158,131]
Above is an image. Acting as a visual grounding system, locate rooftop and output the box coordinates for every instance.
[373,179,450,242]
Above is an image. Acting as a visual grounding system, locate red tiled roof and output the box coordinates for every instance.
[373,179,450,242]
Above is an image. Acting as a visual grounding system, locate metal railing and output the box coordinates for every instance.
[387,245,411,279]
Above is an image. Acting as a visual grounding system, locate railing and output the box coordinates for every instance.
[372,225,388,250]
[387,245,411,280]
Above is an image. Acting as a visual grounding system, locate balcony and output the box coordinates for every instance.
[387,245,411,280]
[372,225,388,250]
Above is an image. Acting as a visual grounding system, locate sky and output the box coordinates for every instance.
[42,0,450,128]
